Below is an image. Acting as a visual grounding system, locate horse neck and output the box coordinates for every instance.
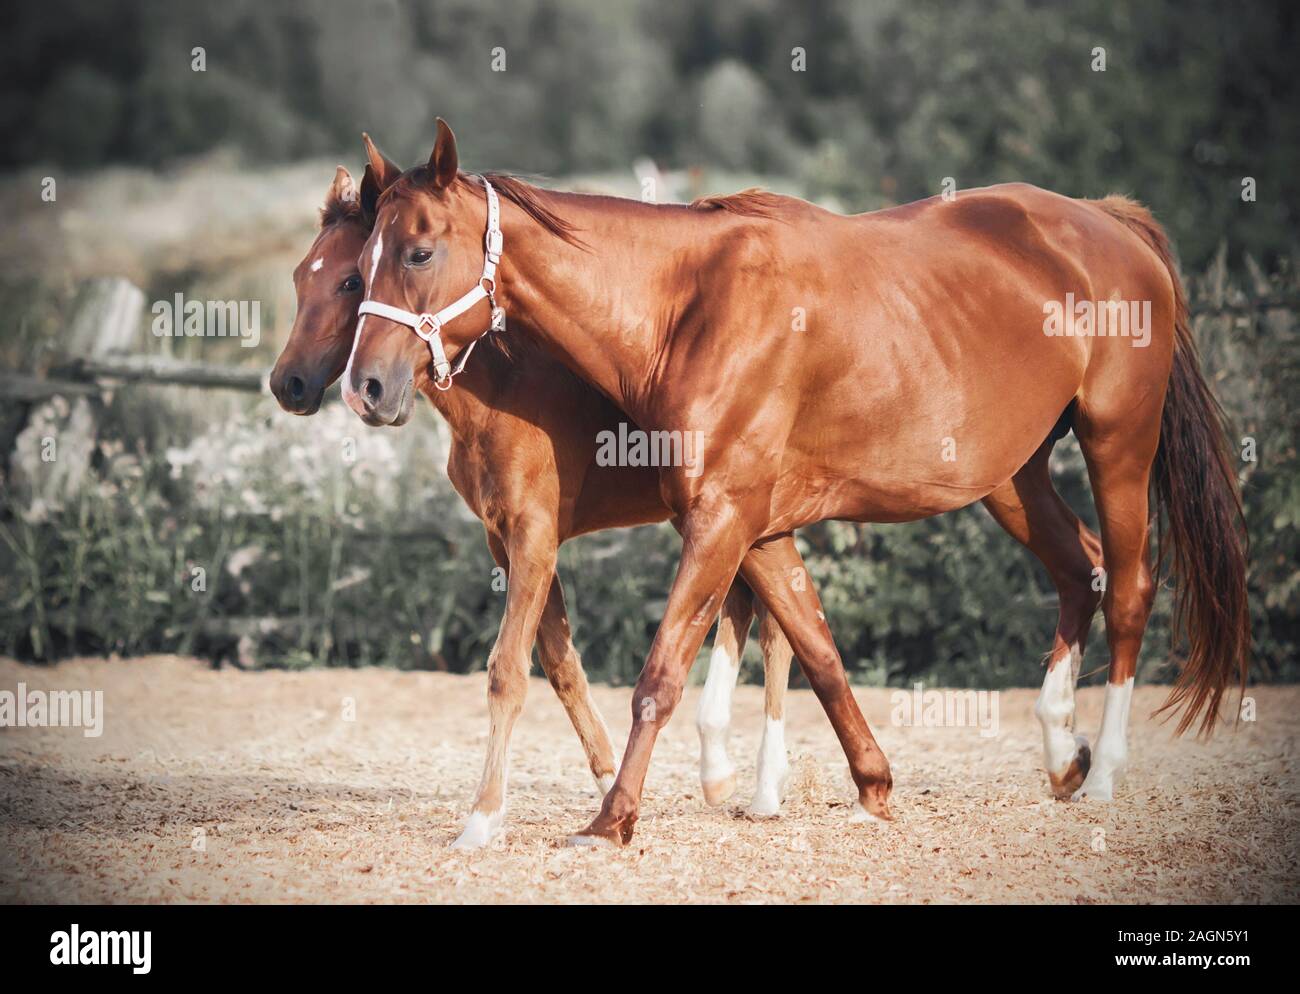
[420,343,504,438]
[495,192,697,416]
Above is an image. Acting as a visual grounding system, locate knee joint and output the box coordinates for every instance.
[544,663,584,700]
[633,685,681,727]
[1106,576,1156,638]
[488,661,528,707]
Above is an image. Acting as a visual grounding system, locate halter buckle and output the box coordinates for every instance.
[414,313,439,340]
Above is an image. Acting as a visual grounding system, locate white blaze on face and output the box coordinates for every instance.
[342,230,384,393]
[1034,643,1082,778]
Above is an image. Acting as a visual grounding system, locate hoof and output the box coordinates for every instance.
[854,775,894,822]
[701,773,737,807]
[568,811,635,848]
[850,799,892,823]
[565,832,619,849]
[746,765,788,818]
[1071,770,1115,802]
[450,810,501,850]
[1048,736,1092,800]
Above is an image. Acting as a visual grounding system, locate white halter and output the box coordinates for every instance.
[357,177,505,391]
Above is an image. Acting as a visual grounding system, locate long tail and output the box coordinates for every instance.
[1094,196,1250,735]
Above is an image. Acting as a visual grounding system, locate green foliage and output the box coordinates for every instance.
[5,0,1296,268]
[0,401,503,669]
[1,0,1296,687]
[2,265,1295,688]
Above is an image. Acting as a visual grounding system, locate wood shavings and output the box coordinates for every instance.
[0,655,1296,903]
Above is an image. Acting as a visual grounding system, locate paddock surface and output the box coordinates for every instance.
[0,656,1296,904]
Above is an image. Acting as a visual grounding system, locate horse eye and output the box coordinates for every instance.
[408,249,434,266]
[338,275,361,293]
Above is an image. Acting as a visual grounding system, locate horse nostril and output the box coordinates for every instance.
[362,378,383,406]
[287,375,306,402]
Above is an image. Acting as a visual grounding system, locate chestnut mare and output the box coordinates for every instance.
[275,162,1124,844]
[271,161,824,845]
[347,120,1249,847]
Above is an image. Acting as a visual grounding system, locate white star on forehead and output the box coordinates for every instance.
[310,257,324,272]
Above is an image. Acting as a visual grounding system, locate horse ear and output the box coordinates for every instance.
[361,132,401,190]
[359,164,382,224]
[319,166,360,227]
[427,117,459,190]
[326,166,357,209]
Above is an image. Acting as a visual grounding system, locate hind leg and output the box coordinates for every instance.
[982,441,1104,798]
[1070,402,1162,801]
[696,582,754,806]
[747,602,793,816]
[740,535,892,824]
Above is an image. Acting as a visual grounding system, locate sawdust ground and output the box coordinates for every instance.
[0,656,1296,904]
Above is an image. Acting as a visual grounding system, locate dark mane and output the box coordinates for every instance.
[378,167,588,249]
[318,197,363,229]
[688,188,793,219]
[479,172,588,249]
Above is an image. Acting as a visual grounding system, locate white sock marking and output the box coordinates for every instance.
[1035,643,1082,778]
[1074,676,1133,801]
[697,641,739,790]
[850,802,886,823]
[566,833,617,848]
[451,808,503,850]
[748,715,789,816]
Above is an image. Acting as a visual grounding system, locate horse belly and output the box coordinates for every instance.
[777,311,1084,526]
[571,463,673,535]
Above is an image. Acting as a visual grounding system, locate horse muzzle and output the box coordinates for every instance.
[270,366,327,416]
[344,367,415,427]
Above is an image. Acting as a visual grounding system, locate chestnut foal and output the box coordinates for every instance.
[350,121,1248,847]
[271,164,812,843]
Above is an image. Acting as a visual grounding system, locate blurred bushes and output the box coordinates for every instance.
[3,0,1297,268]
[2,264,1295,689]
[1,0,1296,689]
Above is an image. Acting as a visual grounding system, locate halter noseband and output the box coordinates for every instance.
[356,177,505,391]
